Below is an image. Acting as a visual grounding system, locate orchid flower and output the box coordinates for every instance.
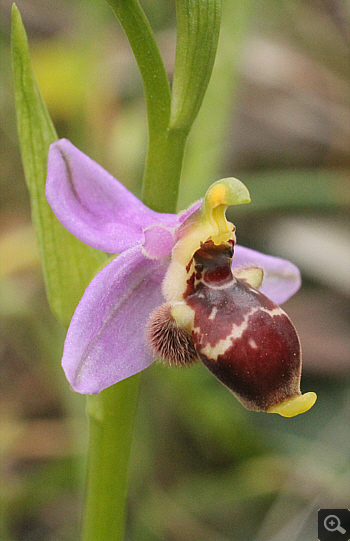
[46,139,316,417]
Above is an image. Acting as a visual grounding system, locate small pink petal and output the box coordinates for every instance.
[142,225,175,260]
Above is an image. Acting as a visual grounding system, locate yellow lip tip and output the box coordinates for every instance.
[267,392,317,417]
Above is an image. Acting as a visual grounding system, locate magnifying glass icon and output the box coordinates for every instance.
[324,515,346,534]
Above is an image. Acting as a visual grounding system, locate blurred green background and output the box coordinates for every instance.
[0,1,349,540]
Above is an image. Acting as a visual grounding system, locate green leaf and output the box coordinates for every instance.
[170,0,222,132]
[178,0,252,208]
[106,0,171,135]
[11,4,105,328]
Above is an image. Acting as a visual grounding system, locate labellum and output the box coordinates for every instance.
[147,179,316,417]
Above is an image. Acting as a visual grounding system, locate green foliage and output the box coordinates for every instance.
[11,4,105,328]
[170,0,222,132]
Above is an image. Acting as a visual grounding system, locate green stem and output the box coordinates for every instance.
[107,0,186,213]
[142,128,188,213]
[82,376,140,541]
[81,4,176,540]
[107,0,221,214]
[82,1,222,539]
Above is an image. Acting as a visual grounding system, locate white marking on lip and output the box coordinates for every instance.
[261,307,285,317]
[208,307,218,320]
[197,305,286,360]
[248,338,257,349]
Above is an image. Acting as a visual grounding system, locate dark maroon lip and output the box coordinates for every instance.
[147,237,303,413]
[203,266,232,284]
[188,277,301,411]
[182,239,302,412]
[185,238,235,293]
[194,239,234,262]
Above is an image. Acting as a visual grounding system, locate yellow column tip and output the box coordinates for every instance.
[207,183,227,206]
[267,392,317,417]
